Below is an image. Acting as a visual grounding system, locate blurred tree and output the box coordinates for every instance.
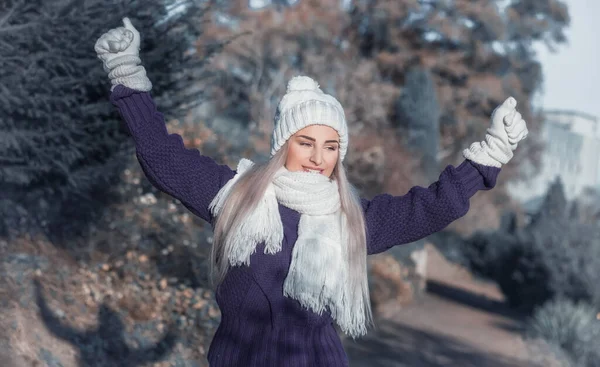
[394,67,440,181]
[570,187,600,225]
[0,0,222,239]
[529,177,568,227]
[348,0,570,183]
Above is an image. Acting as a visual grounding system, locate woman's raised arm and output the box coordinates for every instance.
[362,159,499,255]
[111,86,234,222]
[364,96,529,255]
[96,18,234,223]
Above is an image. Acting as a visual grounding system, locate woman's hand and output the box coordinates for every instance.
[463,97,528,168]
[94,17,151,92]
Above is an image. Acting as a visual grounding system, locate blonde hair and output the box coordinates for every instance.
[210,141,373,326]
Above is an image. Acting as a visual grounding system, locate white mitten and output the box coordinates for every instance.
[94,17,152,92]
[505,109,529,149]
[463,97,528,168]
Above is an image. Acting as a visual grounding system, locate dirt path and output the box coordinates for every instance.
[344,245,539,367]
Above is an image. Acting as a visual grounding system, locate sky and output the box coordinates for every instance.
[533,0,599,119]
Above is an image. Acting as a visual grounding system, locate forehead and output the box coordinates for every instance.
[294,125,339,140]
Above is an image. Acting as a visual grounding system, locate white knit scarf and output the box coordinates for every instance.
[209,158,367,337]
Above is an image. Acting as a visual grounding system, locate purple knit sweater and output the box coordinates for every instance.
[111,86,501,367]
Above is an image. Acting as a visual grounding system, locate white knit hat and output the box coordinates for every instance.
[271,76,348,161]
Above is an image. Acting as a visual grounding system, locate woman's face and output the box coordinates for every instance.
[285,125,340,178]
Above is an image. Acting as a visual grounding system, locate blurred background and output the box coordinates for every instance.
[1,0,598,366]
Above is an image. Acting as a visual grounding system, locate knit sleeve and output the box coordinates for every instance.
[110,85,235,223]
[362,159,500,255]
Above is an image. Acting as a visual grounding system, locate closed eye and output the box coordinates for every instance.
[298,141,337,151]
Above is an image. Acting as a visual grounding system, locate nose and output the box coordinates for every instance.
[310,148,323,166]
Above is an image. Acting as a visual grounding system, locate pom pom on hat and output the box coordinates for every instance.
[271,75,349,161]
[286,76,322,93]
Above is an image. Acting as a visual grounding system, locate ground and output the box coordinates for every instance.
[344,245,563,367]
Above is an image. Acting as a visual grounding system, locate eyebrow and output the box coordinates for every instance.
[296,135,339,144]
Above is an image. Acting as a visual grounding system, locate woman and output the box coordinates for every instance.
[95,18,528,367]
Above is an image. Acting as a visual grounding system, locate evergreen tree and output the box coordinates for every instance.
[530,177,568,226]
[0,0,222,238]
[394,67,440,181]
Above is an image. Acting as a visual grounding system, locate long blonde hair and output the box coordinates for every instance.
[210,141,373,325]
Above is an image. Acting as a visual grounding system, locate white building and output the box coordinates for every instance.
[508,110,600,207]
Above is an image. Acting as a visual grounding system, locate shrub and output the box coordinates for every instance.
[526,298,600,367]
[462,179,600,312]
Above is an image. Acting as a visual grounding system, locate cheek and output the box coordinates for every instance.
[326,151,339,166]
[285,146,304,168]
